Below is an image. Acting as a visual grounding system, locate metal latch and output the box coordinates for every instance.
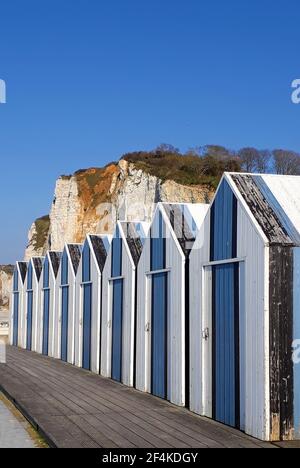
[202,328,209,341]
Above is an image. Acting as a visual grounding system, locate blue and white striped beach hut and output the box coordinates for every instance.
[190,173,300,441]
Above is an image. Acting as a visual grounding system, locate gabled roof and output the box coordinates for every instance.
[67,244,82,274]
[32,257,44,281]
[48,251,62,278]
[162,203,204,257]
[119,222,145,266]
[230,173,300,246]
[17,262,27,284]
[89,235,110,272]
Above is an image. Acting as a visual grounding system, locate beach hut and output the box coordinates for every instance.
[10,262,27,348]
[54,244,82,364]
[25,257,44,352]
[136,203,209,407]
[101,222,149,386]
[189,173,300,442]
[37,252,62,357]
[74,235,111,373]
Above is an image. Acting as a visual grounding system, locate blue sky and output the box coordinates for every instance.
[1,0,300,263]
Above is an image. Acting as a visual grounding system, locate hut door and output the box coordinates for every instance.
[61,286,69,361]
[26,292,33,350]
[42,290,50,355]
[111,279,123,382]
[151,272,168,399]
[13,293,19,346]
[212,262,240,428]
[82,284,92,370]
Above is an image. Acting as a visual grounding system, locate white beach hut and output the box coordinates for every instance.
[36,251,62,356]
[189,173,300,442]
[54,244,82,364]
[135,203,209,407]
[10,262,27,348]
[74,235,111,373]
[101,222,149,387]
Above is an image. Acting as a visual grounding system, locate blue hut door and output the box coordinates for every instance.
[111,279,123,382]
[61,286,69,361]
[26,291,33,350]
[13,293,19,346]
[212,262,240,428]
[151,272,168,399]
[82,284,92,370]
[42,290,50,355]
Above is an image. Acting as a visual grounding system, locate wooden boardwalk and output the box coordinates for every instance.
[0,346,276,448]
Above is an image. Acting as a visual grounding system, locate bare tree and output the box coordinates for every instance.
[256,150,272,173]
[273,149,300,175]
[155,143,180,154]
[238,147,260,173]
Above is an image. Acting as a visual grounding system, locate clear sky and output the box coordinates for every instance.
[1,0,300,264]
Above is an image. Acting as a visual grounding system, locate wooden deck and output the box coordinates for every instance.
[0,346,276,448]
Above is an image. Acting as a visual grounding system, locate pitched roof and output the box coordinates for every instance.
[89,235,109,272]
[120,222,144,266]
[230,174,300,246]
[67,244,82,274]
[48,252,62,278]
[32,257,44,281]
[162,203,198,257]
[17,262,27,284]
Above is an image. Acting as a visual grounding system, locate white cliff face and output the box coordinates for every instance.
[24,160,214,256]
[0,267,13,312]
[48,176,82,252]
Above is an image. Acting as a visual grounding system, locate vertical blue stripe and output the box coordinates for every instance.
[13,269,18,291]
[151,211,166,271]
[61,286,69,361]
[42,289,50,355]
[82,242,91,283]
[211,179,237,261]
[13,293,19,346]
[43,257,49,288]
[112,227,122,278]
[61,250,69,285]
[294,248,300,437]
[213,263,239,428]
[26,291,33,350]
[111,279,123,381]
[82,283,92,370]
[151,272,168,399]
[27,262,33,290]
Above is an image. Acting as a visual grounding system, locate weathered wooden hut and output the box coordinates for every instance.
[74,235,111,373]
[190,173,300,441]
[37,252,62,356]
[10,262,27,348]
[101,222,149,387]
[136,203,209,407]
[54,244,82,364]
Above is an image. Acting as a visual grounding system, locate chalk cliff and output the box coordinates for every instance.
[24,159,214,258]
[0,265,14,313]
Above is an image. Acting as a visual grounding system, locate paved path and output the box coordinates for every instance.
[0,346,277,449]
[0,393,37,448]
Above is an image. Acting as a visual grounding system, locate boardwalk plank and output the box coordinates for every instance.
[0,347,278,449]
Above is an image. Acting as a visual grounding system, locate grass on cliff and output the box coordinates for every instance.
[32,215,50,250]
[122,148,241,189]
